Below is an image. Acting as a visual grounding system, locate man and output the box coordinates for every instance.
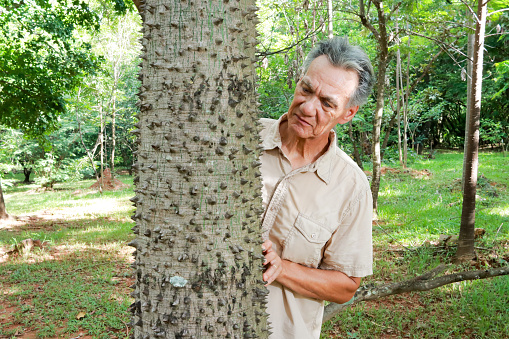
[259,37,374,339]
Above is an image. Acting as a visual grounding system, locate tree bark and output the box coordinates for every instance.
[456,0,487,261]
[23,167,32,183]
[349,121,363,170]
[365,0,389,213]
[130,0,269,338]
[462,11,475,192]
[0,182,8,220]
[323,264,509,322]
[396,29,403,166]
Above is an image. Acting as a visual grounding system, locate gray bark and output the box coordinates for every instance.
[130,0,269,338]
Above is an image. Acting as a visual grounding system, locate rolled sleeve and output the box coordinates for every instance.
[320,186,373,277]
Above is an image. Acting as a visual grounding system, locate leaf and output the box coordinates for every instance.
[76,311,86,320]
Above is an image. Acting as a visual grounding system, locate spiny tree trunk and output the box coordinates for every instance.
[130,0,269,338]
[0,182,8,220]
[456,0,487,261]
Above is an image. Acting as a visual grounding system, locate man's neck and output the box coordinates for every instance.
[279,119,331,170]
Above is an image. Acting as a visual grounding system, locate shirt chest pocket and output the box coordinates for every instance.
[281,214,332,268]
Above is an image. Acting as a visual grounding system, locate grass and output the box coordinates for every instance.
[0,175,135,338]
[321,150,509,339]
[0,152,508,338]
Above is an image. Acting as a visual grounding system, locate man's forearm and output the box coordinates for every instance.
[275,259,361,304]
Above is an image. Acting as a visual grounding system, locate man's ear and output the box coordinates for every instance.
[338,105,359,124]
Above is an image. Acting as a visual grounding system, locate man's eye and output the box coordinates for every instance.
[302,87,311,93]
[322,101,332,108]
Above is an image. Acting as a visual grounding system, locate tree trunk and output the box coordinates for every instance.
[395,14,403,166]
[0,182,8,220]
[349,121,363,170]
[130,0,269,338]
[111,96,116,182]
[99,105,104,194]
[462,11,475,192]
[23,167,32,183]
[403,23,410,167]
[358,0,389,213]
[456,0,487,261]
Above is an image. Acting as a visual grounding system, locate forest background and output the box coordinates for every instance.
[0,0,508,337]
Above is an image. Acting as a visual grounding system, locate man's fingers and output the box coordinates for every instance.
[261,239,273,252]
[263,262,282,286]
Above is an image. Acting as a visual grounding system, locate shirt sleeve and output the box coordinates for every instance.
[319,185,373,277]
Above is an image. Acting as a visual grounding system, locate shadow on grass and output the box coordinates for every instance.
[0,241,134,338]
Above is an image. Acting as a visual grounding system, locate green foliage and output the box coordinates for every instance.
[0,0,101,137]
[33,154,87,188]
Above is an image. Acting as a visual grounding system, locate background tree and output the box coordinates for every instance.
[129,0,269,337]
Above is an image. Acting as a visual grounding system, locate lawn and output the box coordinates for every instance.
[0,152,508,338]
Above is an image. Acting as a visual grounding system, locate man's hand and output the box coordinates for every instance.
[262,240,283,286]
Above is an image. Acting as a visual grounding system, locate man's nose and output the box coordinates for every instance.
[300,96,320,116]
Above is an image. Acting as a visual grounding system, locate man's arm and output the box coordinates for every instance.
[262,240,360,304]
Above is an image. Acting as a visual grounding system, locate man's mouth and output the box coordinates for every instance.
[296,115,312,127]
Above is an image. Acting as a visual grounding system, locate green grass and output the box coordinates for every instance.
[1,153,508,338]
[0,175,135,338]
[322,150,509,339]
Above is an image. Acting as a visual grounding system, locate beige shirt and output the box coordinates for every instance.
[259,115,373,339]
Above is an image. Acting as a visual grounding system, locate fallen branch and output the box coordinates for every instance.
[323,265,509,322]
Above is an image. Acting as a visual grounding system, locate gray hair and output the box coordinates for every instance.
[301,37,374,107]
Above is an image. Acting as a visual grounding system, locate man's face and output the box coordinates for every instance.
[286,55,359,140]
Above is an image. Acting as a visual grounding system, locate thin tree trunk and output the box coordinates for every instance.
[395,12,403,166]
[403,23,410,167]
[349,121,363,170]
[368,0,389,213]
[381,110,397,159]
[130,0,269,337]
[456,0,487,261]
[0,182,9,219]
[462,11,475,191]
[99,105,104,194]
[111,96,116,182]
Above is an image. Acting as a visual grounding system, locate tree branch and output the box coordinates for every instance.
[487,8,509,17]
[323,265,509,323]
[358,0,381,42]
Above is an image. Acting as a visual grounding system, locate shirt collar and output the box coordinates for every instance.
[261,114,336,184]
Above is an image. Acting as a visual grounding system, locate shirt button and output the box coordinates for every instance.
[311,233,317,239]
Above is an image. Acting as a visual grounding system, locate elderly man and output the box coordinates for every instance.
[260,37,374,338]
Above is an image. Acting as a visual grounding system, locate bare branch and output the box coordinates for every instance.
[256,23,325,57]
[487,8,509,17]
[323,265,509,322]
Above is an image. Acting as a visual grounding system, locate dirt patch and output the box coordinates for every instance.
[364,167,432,179]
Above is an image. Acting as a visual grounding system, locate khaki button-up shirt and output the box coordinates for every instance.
[259,115,373,339]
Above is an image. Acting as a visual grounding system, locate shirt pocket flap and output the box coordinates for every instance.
[294,214,331,244]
